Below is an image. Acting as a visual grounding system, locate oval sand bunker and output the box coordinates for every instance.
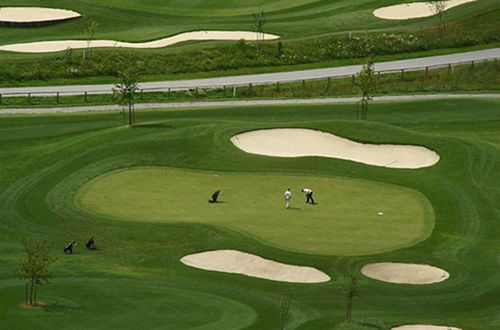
[0,30,279,53]
[181,250,330,283]
[373,0,476,20]
[231,129,439,169]
[0,7,80,25]
[361,262,449,284]
[392,325,462,330]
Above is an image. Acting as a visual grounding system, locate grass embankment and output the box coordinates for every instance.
[0,1,498,86]
[0,98,499,329]
[2,60,498,108]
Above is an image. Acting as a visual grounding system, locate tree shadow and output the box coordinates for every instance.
[43,301,83,313]
[132,123,174,129]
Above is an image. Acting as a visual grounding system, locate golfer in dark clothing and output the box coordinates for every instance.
[209,190,221,203]
[63,241,77,254]
[301,188,315,204]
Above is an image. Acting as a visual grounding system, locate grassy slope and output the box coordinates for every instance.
[0,98,499,329]
[0,0,492,43]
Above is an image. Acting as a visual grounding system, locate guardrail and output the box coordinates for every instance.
[0,57,496,104]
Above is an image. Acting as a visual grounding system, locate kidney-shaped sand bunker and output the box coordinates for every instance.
[231,128,439,169]
[373,0,476,20]
[361,262,450,284]
[181,249,330,283]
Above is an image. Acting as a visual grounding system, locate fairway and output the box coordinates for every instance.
[1,98,499,329]
[78,168,434,255]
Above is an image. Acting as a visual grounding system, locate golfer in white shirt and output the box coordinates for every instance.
[284,188,292,209]
[301,188,315,204]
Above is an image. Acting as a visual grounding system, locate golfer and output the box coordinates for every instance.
[209,190,222,203]
[284,188,292,209]
[301,188,315,204]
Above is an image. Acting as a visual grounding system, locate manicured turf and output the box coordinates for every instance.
[0,98,499,329]
[78,168,434,255]
[0,0,495,49]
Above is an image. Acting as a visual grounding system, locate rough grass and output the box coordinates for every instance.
[0,98,499,329]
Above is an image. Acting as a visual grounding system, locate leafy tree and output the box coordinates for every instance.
[114,71,139,126]
[15,240,56,307]
[427,1,447,37]
[252,10,267,55]
[84,21,98,61]
[338,275,359,323]
[354,56,377,120]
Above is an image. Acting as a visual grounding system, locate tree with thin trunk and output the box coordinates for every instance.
[280,289,293,330]
[84,21,98,61]
[252,10,267,56]
[427,1,447,38]
[338,275,359,323]
[354,56,377,120]
[15,240,56,307]
[113,71,139,126]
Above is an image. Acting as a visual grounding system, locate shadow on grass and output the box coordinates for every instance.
[133,123,175,129]
[43,301,83,313]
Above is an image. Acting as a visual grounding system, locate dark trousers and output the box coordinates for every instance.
[306,192,314,204]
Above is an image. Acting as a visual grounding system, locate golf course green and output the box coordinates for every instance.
[1,98,499,329]
[78,168,434,255]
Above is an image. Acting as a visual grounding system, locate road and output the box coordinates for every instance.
[1,94,498,114]
[0,48,498,96]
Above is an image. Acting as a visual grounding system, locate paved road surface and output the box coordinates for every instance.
[0,48,498,96]
[1,94,498,114]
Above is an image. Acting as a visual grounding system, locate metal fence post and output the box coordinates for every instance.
[56,92,60,104]
[84,91,88,102]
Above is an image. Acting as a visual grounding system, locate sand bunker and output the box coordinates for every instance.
[361,262,449,284]
[392,325,461,330]
[0,31,280,53]
[373,0,477,20]
[0,7,80,24]
[230,129,439,169]
[180,250,330,283]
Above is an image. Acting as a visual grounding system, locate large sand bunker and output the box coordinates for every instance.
[0,7,80,26]
[392,325,461,330]
[0,31,280,53]
[373,0,477,20]
[361,262,449,284]
[180,250,330,283]
[230,129,439,169]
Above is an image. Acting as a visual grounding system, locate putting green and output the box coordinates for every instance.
[77,168,435,255]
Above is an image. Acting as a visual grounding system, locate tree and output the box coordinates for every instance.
[280,289,293,330]
[252,10,267,56]
[427,1,447,38]
[338,275,359,323]
[354,56,377,120]
[84,21,98,61]
[114,71,139,126]
[15,240,56,307]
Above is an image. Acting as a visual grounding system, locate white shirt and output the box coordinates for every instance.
[302,188,312,194]
[284,190,292,200]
